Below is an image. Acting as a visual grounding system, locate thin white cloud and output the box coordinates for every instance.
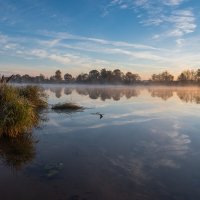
[0,33,8,44]
[167,9,196,37]
[1,31,200,78]
[104,0,196,38]
[176,38,185,47]
[39,30,159,50]
[163,0,184,6]
[27,49,110,66]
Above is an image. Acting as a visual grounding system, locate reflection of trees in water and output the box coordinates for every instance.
[50,88,63,98]
[46,86,200,104]
[0,134,36,170]
[47,86,140,101]
[176,89,200,104]
[75,87,140,101]
[64,88,72,95]
[125,89,140,99]
[89,90,101,100]
[148,87,200,103]
[76,88,89,96]
[148,88,174,101]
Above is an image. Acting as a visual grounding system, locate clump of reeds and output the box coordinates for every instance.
[18,85,48,109]
[52,102,83,111]
[0,84,47,138]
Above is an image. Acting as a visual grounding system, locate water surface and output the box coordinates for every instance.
[1,85,200,200]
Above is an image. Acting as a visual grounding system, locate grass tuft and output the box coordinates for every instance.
[52,102,83,111]
[18,85,48,109]
[0,84,47,138]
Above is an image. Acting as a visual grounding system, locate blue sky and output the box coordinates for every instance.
[0,0,200,79]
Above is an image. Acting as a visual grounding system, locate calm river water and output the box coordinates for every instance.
[1,85,200,200]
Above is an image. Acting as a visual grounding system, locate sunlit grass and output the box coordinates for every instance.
[18,85,48,109]
[0,84,47,138]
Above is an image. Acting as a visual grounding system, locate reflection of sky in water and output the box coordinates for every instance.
[1,86,200,199]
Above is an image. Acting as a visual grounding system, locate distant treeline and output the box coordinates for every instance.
[10,68,200,85]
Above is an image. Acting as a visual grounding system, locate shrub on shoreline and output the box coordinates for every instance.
[0,84,47,138]
[18,85,47,109]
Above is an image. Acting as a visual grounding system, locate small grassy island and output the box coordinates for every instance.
[52,102,83,111]
[0,76,84,138]
[0,81,47,138]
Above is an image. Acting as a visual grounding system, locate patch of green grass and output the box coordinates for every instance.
[0,84,47,138]
[52,102,83,111]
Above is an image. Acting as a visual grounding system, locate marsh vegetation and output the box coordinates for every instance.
[0,83,47,138]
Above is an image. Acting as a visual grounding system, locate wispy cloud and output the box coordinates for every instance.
[1,31,200,78]
[163,0,184,6]
[104,0,196,38]
[39,30,159,50]
[167,9,196,37]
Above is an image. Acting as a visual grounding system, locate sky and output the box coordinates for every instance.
[0,0,200,79]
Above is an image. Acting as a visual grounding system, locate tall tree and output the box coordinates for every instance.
[112,69,124,83]
[64,73,73,83]
[196,69,200,82]
[88,70,100,83]
[177,70,196,82]
[125,72,141,84]
[76,73,89,83]
[151,71,173,82]
[55,70,62,81]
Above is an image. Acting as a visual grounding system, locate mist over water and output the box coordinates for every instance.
[1,85,200,200]
[43,84,200,104]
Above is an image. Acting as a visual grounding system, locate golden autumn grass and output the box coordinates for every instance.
[0,84,47,138]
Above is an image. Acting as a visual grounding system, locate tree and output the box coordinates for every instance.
[22,74,32,82]
[177,70,196,82]
[100,68,107,83]
[64,73,73,83]
[177,73,187,82]
[76,73,89,83]
[112,69,124,83]
[124,72,141,84]
[50,76,56,81]
[55,70,62,81]
[88,70,100,83]
[99,68,113,83]
[151,74,160,81]
[160,71,174,82]
[151,71,173,83]
[196,69,200,82]
[12,74,21,82]
[38,74,45,82]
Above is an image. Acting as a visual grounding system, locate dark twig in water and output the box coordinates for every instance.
[91,112,104,119]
